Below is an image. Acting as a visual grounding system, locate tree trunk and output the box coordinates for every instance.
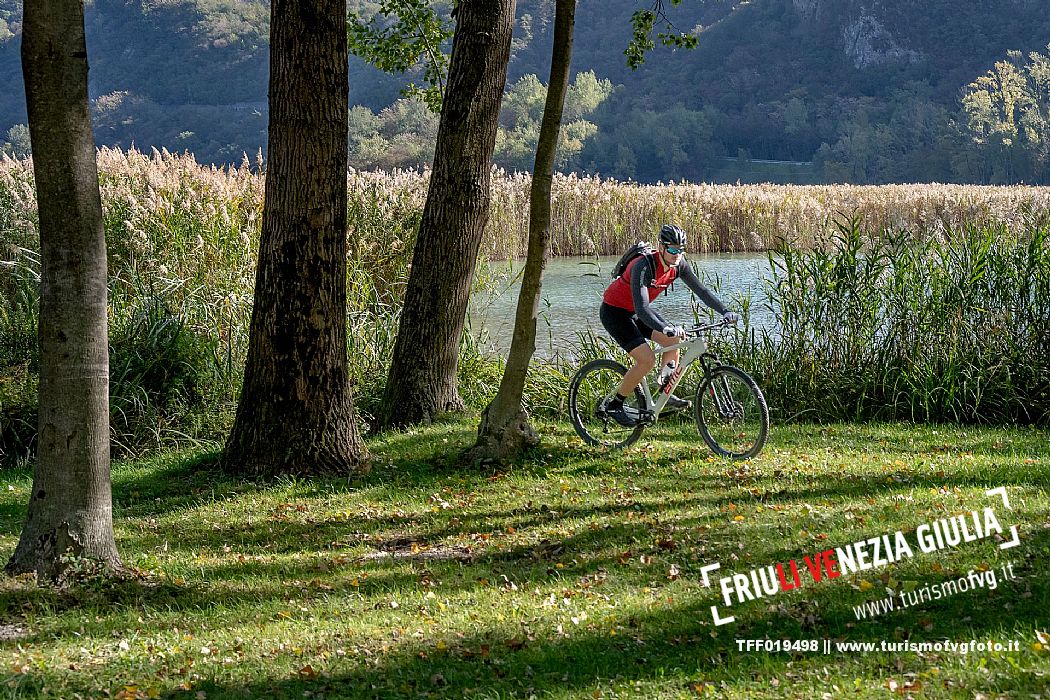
[471,0,576,463]
[7,0,121,580]
[376,0,517,430]
[221,0,369,478]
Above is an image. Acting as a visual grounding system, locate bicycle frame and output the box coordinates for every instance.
[635,332,722,423]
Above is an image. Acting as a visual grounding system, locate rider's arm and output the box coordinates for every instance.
[676,260,729,315]
[630,257,671,332]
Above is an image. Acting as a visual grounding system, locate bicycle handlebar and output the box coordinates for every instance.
[685,318,735,336]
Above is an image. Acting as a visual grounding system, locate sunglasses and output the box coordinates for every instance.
[665,246,684,255]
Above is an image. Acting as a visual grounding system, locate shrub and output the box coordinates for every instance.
[109,297,231,455]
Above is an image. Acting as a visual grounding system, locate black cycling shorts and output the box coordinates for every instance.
[600,302,656,353]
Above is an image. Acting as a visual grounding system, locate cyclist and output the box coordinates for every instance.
[600,224,739,427]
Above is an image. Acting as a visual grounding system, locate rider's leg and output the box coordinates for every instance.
[600,304,655,400]
[646,329,692,409]
[649,329,681,368]
[617,343,656,397]
[612,326,681,398]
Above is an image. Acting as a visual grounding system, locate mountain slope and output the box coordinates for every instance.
[1,0,1048,181]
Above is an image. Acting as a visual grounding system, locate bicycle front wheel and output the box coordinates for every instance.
[568,359,647,449]
[695,365,768,460]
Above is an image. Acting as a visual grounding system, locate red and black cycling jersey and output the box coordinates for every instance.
[602,253,728,332]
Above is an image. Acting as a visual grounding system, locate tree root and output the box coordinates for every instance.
[468,408,540,466]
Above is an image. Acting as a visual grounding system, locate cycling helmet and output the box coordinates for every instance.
[659,224,687,248]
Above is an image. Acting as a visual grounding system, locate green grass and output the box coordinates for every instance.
[0,418,1048,699]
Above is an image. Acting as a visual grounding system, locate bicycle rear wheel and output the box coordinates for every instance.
[695,365,768,459]
[568,359,647,449]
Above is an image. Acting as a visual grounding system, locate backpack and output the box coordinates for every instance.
[611,241,657,282]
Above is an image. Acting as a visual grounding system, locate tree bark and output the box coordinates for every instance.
[7,0,121,580]
[221,0,369,478]
[471,0,576,463]
[376,0,517,430]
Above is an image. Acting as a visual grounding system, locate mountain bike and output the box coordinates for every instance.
[568,319,769,459]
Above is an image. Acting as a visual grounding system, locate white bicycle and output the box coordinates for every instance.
[568,319,769,459]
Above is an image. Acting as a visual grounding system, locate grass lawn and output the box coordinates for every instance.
[0,418,1047,699]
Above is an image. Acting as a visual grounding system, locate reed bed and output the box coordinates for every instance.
[348,167,1050,258]
[6,150,1050,262]
[1,148,264,459]
[2,149,1048,462]
[719,219,1050,425]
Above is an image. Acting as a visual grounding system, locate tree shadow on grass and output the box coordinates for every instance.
[5,493,723,640]
[205,523,1048,697]
[11,530,1048,699]
[102,424,546,524]
[105,455,1048,560]
[108,459,1045,573]
[6,419,1037,540]
[10,475,1046,654]
[3,420,1046,657]
[112,485,723,555]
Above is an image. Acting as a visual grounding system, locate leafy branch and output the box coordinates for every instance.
[347,0,454,111]
[625,0,700,70]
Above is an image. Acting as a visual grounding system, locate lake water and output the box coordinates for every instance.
[467,253,776,358]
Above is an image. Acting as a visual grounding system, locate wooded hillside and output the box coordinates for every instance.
[1,0,1048,183]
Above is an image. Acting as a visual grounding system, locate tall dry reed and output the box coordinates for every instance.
[359,168,1050,258]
